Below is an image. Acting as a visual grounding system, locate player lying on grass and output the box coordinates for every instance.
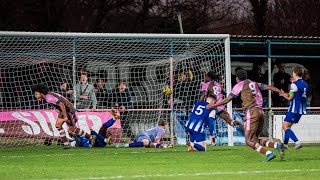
[90,109,120,147]
[185,93,216,152]
[279,66,308,150]
[206,70,284,161]
[32,83,92,148]
[69,109,120,148]
[116,120,168,148]
[70,132,91,147]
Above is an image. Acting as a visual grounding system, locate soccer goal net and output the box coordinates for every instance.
[0,32,231,147]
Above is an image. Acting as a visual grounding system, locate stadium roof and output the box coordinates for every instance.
[229,34,320,64]
[231,35,320,41]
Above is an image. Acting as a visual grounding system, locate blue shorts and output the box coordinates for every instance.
[74,136,90,147]
[187,130,205,143]
[95,141,107,147]
[284,112,302,124]
[136,133,152,143]
[91,131,107,147]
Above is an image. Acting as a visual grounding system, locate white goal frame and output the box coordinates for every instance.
[0,31,233,146]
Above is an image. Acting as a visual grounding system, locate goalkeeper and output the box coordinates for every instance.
[31,83,92,148]
[116,120,168,148]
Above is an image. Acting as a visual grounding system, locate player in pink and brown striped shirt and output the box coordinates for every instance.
[32,83,92,148]
[201,72,242,126]
[206,70,284,161]
[200,71,241,145]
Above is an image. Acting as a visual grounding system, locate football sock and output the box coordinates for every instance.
[255,143,267,155]
[57,127,68,144]
[260,139,275,148]
[284,128,298,144]
[266,150,273,156]
[103,118,116,128]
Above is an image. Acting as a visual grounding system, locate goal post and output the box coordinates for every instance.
[0,31,232,147]
[224,36,233,146]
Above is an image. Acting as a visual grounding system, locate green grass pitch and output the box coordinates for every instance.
[0,145,320,179]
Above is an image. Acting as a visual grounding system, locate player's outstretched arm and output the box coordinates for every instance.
[279,89,294,101]
[259,83,282,94]
[206,95,233,110]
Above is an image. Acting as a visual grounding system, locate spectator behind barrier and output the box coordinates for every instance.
[74,74,97,110]
[273,62,291,107]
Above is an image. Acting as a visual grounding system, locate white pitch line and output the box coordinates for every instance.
[0,150,180,158]
[43,169,320,180]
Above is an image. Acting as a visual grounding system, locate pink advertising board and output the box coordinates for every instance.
[0,110,121,138]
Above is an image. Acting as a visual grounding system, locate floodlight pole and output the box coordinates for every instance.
[177,13,184,34]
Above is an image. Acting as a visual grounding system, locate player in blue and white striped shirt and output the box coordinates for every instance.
[185,93,216,152]
[280,66,308,150]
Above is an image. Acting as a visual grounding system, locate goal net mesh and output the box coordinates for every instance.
[0,33,228,147]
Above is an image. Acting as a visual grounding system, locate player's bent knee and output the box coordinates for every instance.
[282,122,290,131]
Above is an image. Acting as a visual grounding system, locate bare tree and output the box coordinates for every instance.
[249,0,268,35]
[267,0,320,36]
[1,0,319,36]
